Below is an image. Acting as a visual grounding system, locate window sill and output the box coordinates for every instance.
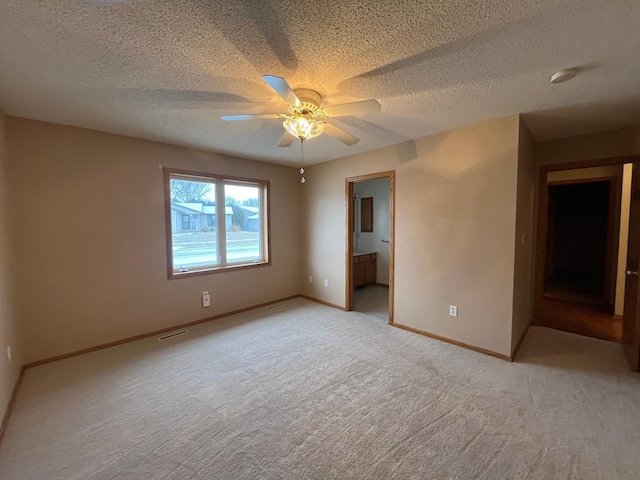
[168,260,271,280]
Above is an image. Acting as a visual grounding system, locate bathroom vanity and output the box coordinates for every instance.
[353,252,377,288]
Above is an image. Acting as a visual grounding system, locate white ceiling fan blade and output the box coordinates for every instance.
[322,99,381,117]
[278,131,296,147]
[323,123,360,146]
[262,75,300,106]
[221,113,280,121]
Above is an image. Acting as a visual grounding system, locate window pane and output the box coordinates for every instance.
[224,184,261,263]
[170,178,217,272]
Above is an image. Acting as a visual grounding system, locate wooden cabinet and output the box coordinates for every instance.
[353,253,377,288]
[353,261,365,287]
[364,258,377,284]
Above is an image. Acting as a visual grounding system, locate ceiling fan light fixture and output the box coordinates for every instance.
[283,114,323,140]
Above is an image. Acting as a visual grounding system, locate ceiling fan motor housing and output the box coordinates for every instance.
[291,89,322,115]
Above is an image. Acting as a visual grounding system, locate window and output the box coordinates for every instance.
[164,168,270,278]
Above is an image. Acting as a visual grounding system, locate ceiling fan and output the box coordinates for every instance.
[221,75,381,147]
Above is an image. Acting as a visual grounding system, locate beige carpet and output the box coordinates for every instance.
[1,297,639,479]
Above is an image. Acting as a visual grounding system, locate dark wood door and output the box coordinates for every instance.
[622,163,640,371]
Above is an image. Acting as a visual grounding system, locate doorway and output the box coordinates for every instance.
[534,156,640,371]
[345,171,395,323]
[539,171,623,342]
[545,178,618,307]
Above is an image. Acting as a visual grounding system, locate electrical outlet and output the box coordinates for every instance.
[324,279,329,287]
[7,345,11,363]
[449,305,458,317]
[202,291,211,308]
[308,275,312,283]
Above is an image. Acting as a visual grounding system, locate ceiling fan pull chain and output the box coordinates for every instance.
[300,139,306,183]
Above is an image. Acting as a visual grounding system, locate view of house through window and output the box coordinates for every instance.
[165,170,269,278]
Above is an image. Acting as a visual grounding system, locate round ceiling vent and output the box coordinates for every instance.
[550,69,577,84]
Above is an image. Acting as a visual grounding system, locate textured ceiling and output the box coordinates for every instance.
[0,0,639,166]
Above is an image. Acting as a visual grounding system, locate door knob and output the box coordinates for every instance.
[626,270,639,276]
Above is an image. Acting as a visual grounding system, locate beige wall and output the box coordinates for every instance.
[536,126,640,167]
[511,120,535,353]
[7,118,302,363]
[303,116,521,357]
[0,108,22,421]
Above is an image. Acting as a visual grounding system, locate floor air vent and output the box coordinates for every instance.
[158,330,188,341]
[266,303,284,310]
